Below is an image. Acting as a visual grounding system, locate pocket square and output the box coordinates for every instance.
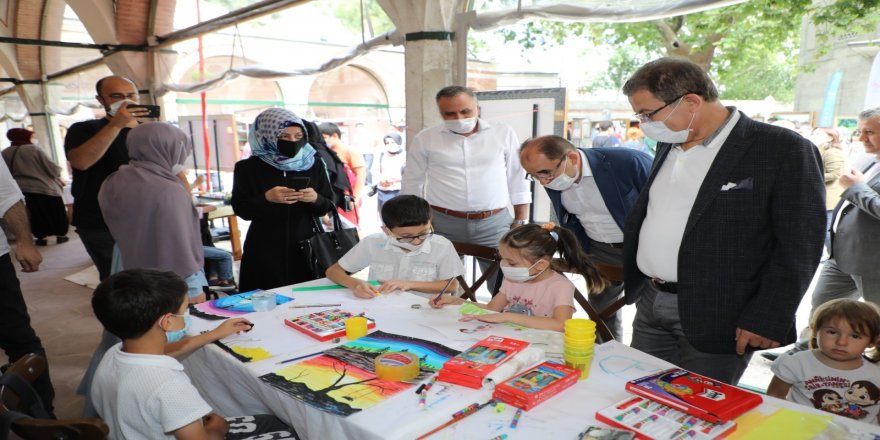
[720,177,754,191]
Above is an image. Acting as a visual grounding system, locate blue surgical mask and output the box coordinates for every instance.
[165,309,192,343]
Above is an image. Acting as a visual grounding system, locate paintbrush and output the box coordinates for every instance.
[415,400,495,439]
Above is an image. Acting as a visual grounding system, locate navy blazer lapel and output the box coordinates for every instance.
[682,113,753,239]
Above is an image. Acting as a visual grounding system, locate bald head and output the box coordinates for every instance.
[95,76,139,112]
[519,135,581,183]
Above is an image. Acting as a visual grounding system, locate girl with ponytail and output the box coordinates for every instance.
[431,223,605,331]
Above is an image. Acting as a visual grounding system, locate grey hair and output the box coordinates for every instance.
[859,107,880,121]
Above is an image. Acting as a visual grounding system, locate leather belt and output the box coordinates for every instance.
[651,278,678,294]
[430,205,505,220]
[589,238,624,249]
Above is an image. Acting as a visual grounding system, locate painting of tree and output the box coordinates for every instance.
[260,331,459,416]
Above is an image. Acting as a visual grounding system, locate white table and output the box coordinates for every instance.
[182,279,880,439]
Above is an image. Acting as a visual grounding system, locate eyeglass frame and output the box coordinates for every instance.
[524,157,565,182]
[633,92,692,123]
[391,228,434,243]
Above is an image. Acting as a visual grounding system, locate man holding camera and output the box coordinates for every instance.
[64,75,153,281]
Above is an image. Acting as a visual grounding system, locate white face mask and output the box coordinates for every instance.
[639,98,694,144]
[500,260,546,283]
[543,158,579,192]
[171,164,186,175]
[444,118,478,134]
[107,99,136,117]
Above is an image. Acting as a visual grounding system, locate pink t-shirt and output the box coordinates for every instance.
[501,271,576,318]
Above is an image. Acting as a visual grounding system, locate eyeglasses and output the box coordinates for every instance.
[525,158,564,181]
[633,93,690,123]
[105,93,140,101]
[393,229,434,243]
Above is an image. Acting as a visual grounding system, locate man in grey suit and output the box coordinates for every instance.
[804,108,880,333]
[621,58,826,384]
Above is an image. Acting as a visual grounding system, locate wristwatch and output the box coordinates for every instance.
[511,219,527,226]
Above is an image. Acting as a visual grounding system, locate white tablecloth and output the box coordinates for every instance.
[182,279,880,439]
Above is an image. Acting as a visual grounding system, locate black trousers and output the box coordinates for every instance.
[76,228,115,281]
[0,253,55,414]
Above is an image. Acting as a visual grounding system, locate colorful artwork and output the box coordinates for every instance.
[259,331,459,416]
[191,290,293,319]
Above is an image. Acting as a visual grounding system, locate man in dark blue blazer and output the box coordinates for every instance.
[621,58,825,384]
[520,135,653,340]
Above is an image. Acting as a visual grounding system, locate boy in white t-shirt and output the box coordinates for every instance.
[90,268,297,440]
[326,194,464,299]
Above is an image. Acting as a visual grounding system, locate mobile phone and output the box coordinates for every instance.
[286,176,310,190]
[127,104,160,118]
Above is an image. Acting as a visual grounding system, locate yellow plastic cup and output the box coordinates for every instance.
[345,317,368,340]
[564,334,596,345]
[564,345,595,357]
[565,318,596,329]
[564,353,594,380]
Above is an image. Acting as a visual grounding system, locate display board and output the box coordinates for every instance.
[475,88,567,223]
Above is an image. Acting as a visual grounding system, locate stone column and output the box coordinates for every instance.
[377,0,466,141]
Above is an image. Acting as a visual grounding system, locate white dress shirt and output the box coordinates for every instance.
[400,119,531,211]
[560,150,624,243]
[0,160,24,257]
[637,111,741,282]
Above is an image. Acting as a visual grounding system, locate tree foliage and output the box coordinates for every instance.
[497,0,880,100]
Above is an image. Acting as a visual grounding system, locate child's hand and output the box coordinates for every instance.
[430,295,465,308]
[202,413,229,437]
[211,318,254,339]
[189,293,207,304]
[353,281,380,299]
[379,279,410,294]
[467,312,507,324]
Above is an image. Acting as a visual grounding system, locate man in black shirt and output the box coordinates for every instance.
[64,76,151,280]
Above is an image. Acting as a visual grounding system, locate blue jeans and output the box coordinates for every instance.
[204,246,234,280]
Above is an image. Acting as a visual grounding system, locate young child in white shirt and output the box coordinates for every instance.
[768,298,880,424]
[432,223,605,332]
[90,268,297,439]
[326,194,464,299]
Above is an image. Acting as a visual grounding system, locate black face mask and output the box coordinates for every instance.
[277,139,308,158]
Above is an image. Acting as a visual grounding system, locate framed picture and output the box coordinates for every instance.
[770,112,814,129]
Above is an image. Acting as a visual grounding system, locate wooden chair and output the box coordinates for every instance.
[572,262,626,343]
[0,354,108,440]
[450,241,501,301]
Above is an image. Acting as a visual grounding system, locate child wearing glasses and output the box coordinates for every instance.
[326,194,464,299]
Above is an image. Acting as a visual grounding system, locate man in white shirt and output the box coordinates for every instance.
[0,160,55,414]
[621,58,825,384]
[401,86,531,290]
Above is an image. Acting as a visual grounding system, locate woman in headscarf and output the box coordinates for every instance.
[232,108,335,291]
[1,128,69,245]
[98,122,207,302]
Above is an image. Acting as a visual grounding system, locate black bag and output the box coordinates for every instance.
[299,210,359,278]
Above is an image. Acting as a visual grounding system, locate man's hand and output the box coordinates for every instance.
[15,241,41,272]
[108,102,148,129]
[839,169,865,188]
[735,327,780,355]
